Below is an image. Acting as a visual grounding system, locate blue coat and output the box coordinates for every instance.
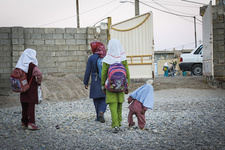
[83,54,106,99]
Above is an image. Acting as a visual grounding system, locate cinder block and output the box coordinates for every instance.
[34,39,44,45]
[75,33,86,39]
[78,56,86,62]
[48,45,58,51]
[0,33,9,39]
[45,40,55,45]
[47,57,58,62]
[53,34,63,39]
[76,39,86,45]
[66,39,76,45]
[12,33,23,39]
[45,51,56,56]
[56,51,67,56]
[24,33,31,39]
[31,33,42,39]
[77,61,86,67]
[58,45,69,51]
[65,28,77,33]
[77,28,86,34]
[56,28,65,33]
[64,33,74,39]
[3,56,11,62]
[68,45,79,50]
[0,27,11,33]
[3,68,11,73]
[56,62,67,67]
[24,28,34,33]
[34,28,45,33]
[66,62,76,67]
[55,39,65,45]
[12,27,23,33]
[48,68,58,72]
[67,51,77,56]
[87,27,94,34]
[42,33,53,39]
[45,28,55,33]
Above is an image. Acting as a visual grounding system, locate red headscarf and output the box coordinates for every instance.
[90,41,106,58]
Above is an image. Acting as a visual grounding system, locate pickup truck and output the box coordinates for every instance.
[179,44,203,76]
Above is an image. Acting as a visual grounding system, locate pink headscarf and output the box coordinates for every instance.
[90,41,106,58]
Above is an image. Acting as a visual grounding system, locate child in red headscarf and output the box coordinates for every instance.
[83,41,107,123]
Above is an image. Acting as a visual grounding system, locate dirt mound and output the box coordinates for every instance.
[42,73,88,101]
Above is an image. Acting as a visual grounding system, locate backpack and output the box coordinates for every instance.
[97,57,103,79]
[10,68,33,93]
[105,63,127,92]
[163,66,168,71]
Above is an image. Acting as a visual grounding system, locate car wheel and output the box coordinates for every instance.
[192,64,202,76]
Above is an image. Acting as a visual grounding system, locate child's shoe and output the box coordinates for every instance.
[22,123,27,129]
[28,123,39,130]
[112,126,120,133]
[128,122,135,127]
[99,112,105,123]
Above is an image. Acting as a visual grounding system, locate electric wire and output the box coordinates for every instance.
[91,4,123,26]
[151,0,202,25]
[38,0,116,27]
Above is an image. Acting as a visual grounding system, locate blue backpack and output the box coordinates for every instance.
[97,57,103,79]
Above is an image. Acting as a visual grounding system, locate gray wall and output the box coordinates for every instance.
[0,27,108,96]
[213,5,225,79]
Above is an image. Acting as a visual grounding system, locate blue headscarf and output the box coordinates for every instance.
[129,84,154,109]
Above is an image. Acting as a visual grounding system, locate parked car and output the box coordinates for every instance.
[179,44,203,76]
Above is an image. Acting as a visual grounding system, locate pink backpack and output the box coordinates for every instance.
[105,63,127,92]
[10,68,33,92]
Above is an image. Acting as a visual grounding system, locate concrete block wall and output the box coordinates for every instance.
[0,27,12,95]
[0,26,108,96]
[212,5,225,81]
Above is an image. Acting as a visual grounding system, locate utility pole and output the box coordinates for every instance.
[194,16,197,48]
[76,0,80,28]
[135,0,139,16]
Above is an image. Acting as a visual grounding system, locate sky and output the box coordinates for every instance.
[0,0,215,50]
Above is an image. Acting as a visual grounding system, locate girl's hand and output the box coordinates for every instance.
[85,85,88,89]
[102,89,106,95]
[141,109,146,114]
[125,89,129,94]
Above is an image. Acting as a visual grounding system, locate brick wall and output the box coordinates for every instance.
[213,5,225,81]
[0,26,108,96]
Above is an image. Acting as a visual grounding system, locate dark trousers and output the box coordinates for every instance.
[93,97,107,121]
[21,102,35,125]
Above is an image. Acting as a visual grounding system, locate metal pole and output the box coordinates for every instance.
[107,17,112,42]
[76,0,80,28]
[135,0,139,16]
[194,16,197,48]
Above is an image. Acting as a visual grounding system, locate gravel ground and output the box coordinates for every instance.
[1,84,225,149]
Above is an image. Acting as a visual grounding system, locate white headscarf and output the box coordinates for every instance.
[15,48,38,73]
[164,62,168,67]
[102,39,127,65]
[129,84,154,109]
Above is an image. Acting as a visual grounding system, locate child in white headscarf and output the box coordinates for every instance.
[127,84,154,129]
[163,62,169,77]
[15,48,42,130]
[101,39,130,133]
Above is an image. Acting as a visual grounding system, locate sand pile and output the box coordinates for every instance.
[41,73,88,101]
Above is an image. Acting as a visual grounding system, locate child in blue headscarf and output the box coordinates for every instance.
[127,84,154,129]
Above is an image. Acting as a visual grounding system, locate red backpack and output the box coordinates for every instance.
[10,68,33,92]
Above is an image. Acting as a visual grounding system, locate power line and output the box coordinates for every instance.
[38,0,116,27]
[151,0,202,25]
[139,1,194,18]
[91,4,123,26]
